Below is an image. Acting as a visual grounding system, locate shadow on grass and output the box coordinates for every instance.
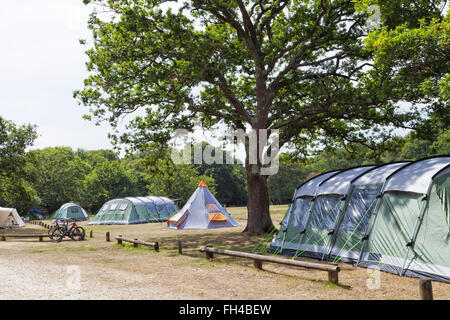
[149,230,267,260]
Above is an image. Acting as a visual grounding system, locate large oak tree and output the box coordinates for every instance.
[75,0,443,234]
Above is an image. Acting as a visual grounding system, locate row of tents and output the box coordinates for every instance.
[1,181,239,230]
[88,182,239,229]
[270,156,450,283]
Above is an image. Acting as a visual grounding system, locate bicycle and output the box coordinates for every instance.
[48,219,86,242]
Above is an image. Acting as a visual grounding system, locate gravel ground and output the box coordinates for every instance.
[0,254,192,300]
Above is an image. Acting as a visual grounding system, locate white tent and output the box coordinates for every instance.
[0,207,25,228]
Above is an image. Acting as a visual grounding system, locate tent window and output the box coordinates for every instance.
[109,204,118,210]
[146,204,157,214]
[157,204,168,214]
[294,197,313,230]
[340,188,379,232]
[309,196,341,230]
[166,203,177,213]
[70,207,79,213]
[118,204,128,211]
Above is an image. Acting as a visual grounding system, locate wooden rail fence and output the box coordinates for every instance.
[115,235,159,252]
[0,234,51,242]
[199,246,340,284]
[29,220,52,229]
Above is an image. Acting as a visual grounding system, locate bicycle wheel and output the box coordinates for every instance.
[70,226,85,241]
[51,228,65,242]
[48,226,56,240]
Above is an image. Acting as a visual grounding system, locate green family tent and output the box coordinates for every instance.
[52,203,89,222]
[88,196,178,225]
[0,207,25,228]
[270,156,450,283]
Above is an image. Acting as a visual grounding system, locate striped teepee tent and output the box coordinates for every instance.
[167,181,239,229]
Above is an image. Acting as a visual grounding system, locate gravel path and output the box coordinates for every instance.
[0,255,188,300]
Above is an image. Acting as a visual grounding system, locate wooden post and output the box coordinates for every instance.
[154,241,159,252]
[117,235,123,245]
[253,259,263,270]
[178,240,183,254]
[205,245,214,259]
[39,236,43,242]
[328,270,339,284]
[106,232,110,242]
[419,279,433,300]
[133,238,138,248]
[89,230,93,238]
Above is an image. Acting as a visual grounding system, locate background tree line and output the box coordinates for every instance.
[1,115,447,217]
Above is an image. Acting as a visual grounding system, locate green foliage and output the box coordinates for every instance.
[137,142,217,203]
[82,160,139,212]
[0,116,37,178]
[0,117,38,212]
[145,163,215,204]
[268,154,308,204]
[202,164,247,206]
[26,147,91,213]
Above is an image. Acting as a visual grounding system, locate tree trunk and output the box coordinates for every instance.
[243,163,275,235]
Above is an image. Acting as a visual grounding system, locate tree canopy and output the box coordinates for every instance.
[75,0,447,233]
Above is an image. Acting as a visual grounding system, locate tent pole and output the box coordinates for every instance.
[399,190,430,276]
[317,196,346,261]
[292,197,316,258]
[356,184,385,266]
[277,197,296,254]
[332,193,378,264]
[322,190,353,261]
[296,197,342,259]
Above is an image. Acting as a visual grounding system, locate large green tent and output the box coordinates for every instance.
[88,196,178,225]
[271,156,450,283]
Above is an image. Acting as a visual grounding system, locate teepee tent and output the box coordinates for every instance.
[0,207,25,228]
[358,156,450,282]
[89,196,178,225]
[52,203,89,221]
[167,181,239,229]
[270,170,341,255]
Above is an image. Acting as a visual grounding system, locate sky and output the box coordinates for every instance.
[0,0,114,151]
